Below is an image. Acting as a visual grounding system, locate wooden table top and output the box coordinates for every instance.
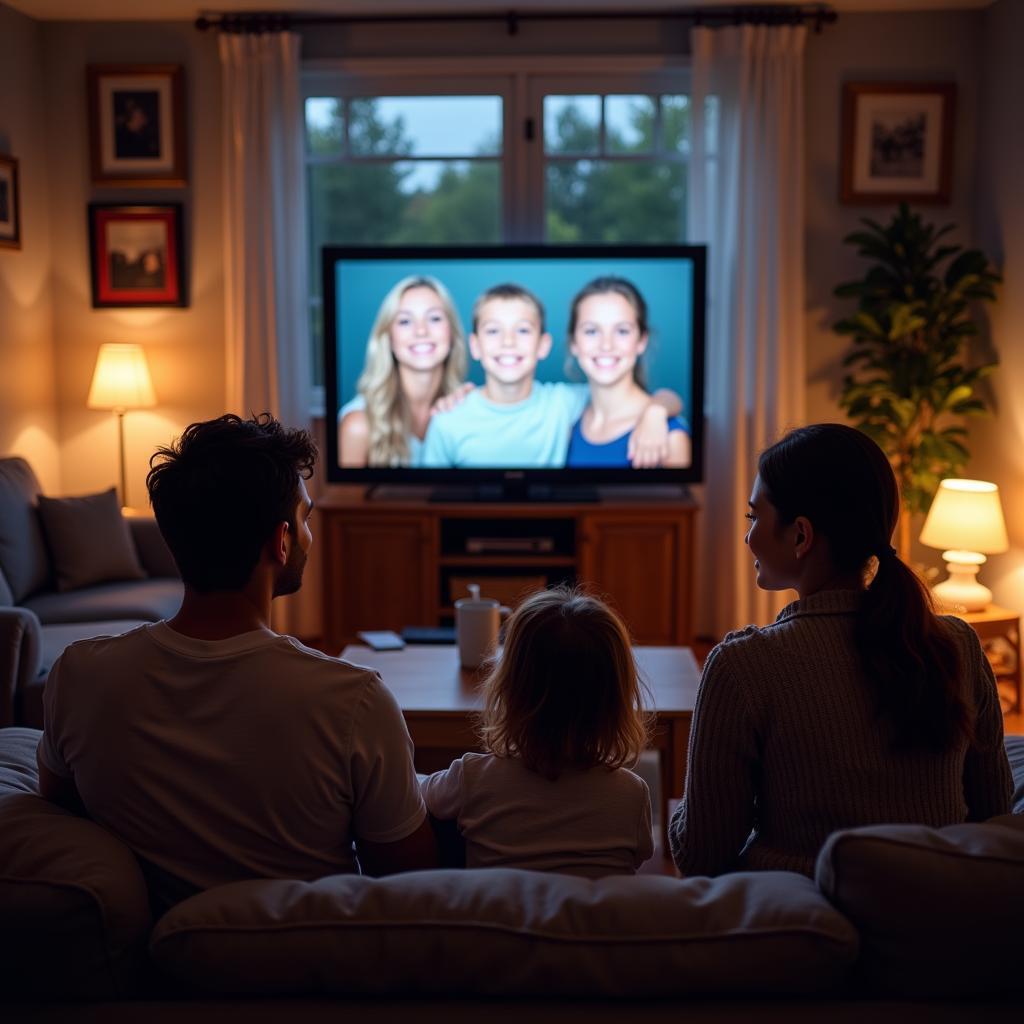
[340,644,700,717]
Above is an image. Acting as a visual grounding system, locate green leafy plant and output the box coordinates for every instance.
[835,203,1000,557]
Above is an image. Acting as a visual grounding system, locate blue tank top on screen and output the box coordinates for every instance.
[566,415,688,468]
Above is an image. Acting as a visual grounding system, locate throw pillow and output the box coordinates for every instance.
[37,488,145,592]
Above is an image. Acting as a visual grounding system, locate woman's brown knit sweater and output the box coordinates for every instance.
[668,589,1013,878]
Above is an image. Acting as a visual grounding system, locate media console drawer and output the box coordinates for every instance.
[319,488,697,650]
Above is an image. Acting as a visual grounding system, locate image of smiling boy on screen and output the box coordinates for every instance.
[421,283,677,468]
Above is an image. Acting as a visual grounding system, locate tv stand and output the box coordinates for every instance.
[427,482,599,504]
[320,486,698,651]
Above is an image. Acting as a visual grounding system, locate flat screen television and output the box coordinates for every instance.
[323,244,705,500]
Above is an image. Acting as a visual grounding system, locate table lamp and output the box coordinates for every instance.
[919,478,1008,612]
[87,343,156,509]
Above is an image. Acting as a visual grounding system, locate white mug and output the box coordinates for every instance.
[455,596,510,669]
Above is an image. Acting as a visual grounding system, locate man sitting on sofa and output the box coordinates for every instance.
[35,412,436,910]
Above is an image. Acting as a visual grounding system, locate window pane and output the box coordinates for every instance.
[305,98,344,156]
[392,160,502,243]
[349,96,502,157]
[544,95,600,154]
[545,160,686,243]
[606,95,656,154]
[662,95,690,154]
[308,160,501,246]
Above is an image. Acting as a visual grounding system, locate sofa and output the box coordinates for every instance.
[0,456,182,729]
[1,726,1021,1021]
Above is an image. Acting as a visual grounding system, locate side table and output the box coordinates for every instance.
[955,605,1022,715]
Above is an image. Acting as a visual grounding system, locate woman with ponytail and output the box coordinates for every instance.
[669,423,1012,878]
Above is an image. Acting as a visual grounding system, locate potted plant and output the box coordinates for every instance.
[834,203,1001,559]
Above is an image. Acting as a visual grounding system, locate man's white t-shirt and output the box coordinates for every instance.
[421,752,654,878]
[38,622,426,895]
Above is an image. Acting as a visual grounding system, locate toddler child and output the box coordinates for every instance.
[421,586,655,877]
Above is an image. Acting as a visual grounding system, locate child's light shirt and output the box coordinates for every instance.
[420,382,589,468]
[421,751,654,877]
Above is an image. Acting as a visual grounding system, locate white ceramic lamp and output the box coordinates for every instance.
[87,343,156,509]
[919,478,1008,612]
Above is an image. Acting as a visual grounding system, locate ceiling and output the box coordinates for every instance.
[3,0,997,23]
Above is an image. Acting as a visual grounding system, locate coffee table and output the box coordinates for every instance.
[341,643,700,849]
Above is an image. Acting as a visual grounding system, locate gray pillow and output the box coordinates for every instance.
[37,489,145,592]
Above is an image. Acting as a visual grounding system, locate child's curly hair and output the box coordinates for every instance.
[477,585,653,780]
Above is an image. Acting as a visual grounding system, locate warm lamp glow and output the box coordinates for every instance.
[87,344,156,510]
[920,478,1008,612]
[87,344,156,411]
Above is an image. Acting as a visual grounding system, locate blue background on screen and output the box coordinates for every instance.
[334,256,694,415]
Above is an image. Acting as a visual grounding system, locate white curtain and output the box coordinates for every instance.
[220,30,310,428]
[688,24,807,637]
[220,31,319,637]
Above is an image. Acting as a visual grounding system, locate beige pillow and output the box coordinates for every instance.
[151,868,857,997]
[37,488,145,592]
[0,727,152,998]
[816,815,1024,997]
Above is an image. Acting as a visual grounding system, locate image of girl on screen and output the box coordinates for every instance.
[339,275,469,467]
[565,277,691,468]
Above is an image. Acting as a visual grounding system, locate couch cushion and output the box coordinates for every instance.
[37,487,145,592]
[816,815,1024,997]
[151,868,858,998]
[23,577,183,625]
[0,726,153,998]
[0,458,50,602]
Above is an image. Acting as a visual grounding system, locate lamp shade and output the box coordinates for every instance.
[87,344,156,410]
[919,478,1009,555]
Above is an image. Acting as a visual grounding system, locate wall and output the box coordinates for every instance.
[972,0,1024,611]
[803,9,991,570]
[0,1,59,491]
[41,21,224,509]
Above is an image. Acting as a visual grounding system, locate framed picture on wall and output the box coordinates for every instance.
[88,203,187,308]
[87,64,187,187]
[0,155,20,250]
[840,82,956,204]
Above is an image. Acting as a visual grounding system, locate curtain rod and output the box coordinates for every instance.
[196,5,837,36]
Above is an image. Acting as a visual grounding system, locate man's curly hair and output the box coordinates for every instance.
[147,413,317,592]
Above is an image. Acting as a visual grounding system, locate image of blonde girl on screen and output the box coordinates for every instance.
[421,283,678,468]
[566,277,691,468]
[421,586,654,877]
[338,275,469,467]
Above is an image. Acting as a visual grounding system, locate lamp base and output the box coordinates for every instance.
[932,560,992,613]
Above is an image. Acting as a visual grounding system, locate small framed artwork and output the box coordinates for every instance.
[840,82,956,204]
[0,155,20,250]
[88,203,186,308]
[87,64,187,187]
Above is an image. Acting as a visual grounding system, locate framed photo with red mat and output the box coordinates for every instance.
[88,203,186,308]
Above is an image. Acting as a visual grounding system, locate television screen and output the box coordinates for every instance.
[323,244,705,492]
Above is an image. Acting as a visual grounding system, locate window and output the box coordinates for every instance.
[303,64,690,390]
[541,92,689,243]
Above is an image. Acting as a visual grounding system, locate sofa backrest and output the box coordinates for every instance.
[0,727,153,999]
[816,813,1024,998]
[0,458,51,603]
[149,868,858,999]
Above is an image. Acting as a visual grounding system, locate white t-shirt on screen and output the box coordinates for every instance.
[38,622,426,896]
[421,751,654,878]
